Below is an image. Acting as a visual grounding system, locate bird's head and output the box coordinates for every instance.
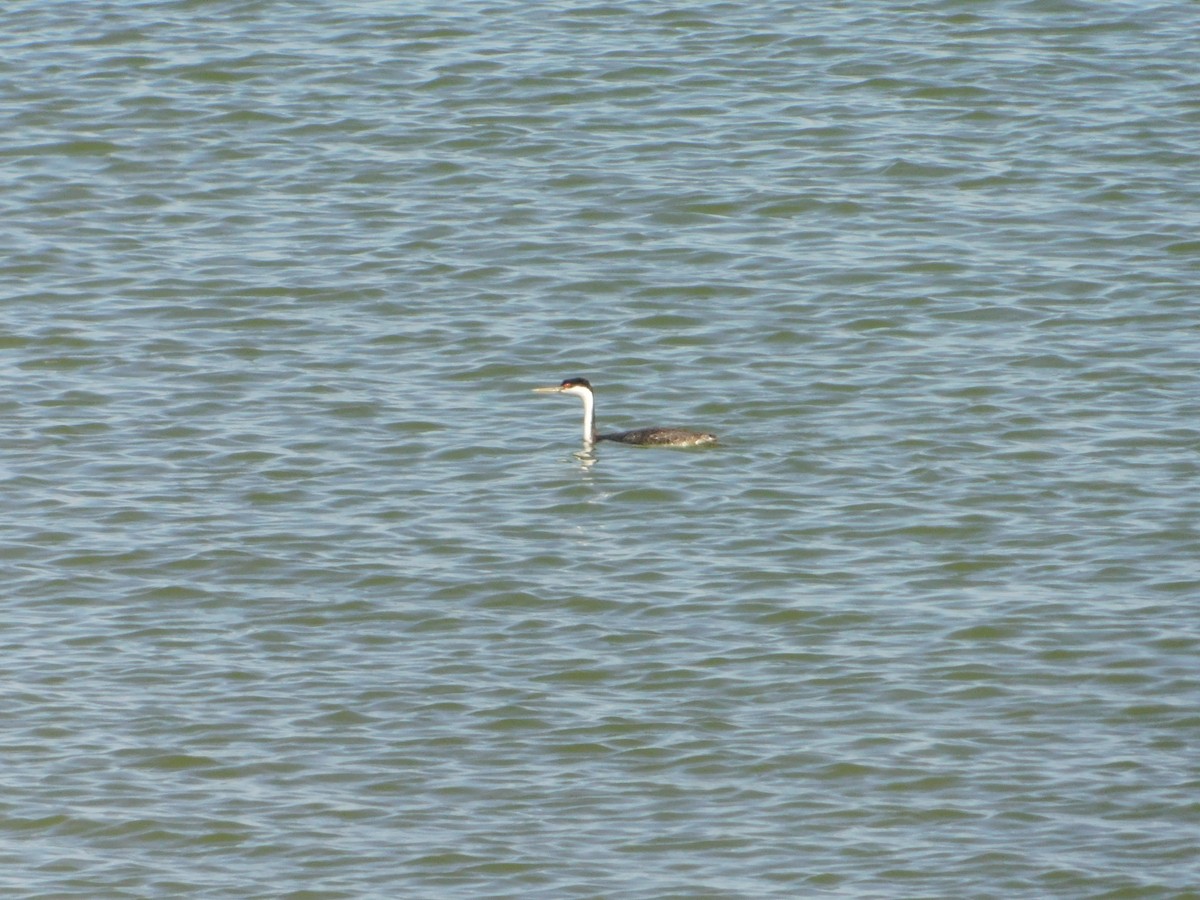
[533,377,593,399]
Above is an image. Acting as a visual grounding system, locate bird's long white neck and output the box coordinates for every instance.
[561,384,597,443]
[577,388,596,443]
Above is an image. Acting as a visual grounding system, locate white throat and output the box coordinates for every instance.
[563,385,596,443]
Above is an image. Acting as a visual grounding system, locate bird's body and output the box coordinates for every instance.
[533,377,717,448]
[598,426,717,447]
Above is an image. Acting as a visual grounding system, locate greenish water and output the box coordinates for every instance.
[3,1,1199,897]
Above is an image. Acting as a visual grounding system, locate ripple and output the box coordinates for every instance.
[2,0,1199,897]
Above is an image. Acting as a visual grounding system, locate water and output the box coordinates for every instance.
[4,1,1199,896]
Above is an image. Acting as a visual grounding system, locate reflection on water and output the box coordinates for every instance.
[575,445,598,471]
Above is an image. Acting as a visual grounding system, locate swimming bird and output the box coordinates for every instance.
[533,377,717,447]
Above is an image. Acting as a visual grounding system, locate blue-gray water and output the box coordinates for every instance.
[4,1,1199,897]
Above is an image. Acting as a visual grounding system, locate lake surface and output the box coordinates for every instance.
[3,1,1199,897]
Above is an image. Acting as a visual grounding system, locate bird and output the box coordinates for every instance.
[533,377,717,447]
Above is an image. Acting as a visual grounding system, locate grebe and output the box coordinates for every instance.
[533,377,717,447]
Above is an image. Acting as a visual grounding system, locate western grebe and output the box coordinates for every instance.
[533,377,717,447]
